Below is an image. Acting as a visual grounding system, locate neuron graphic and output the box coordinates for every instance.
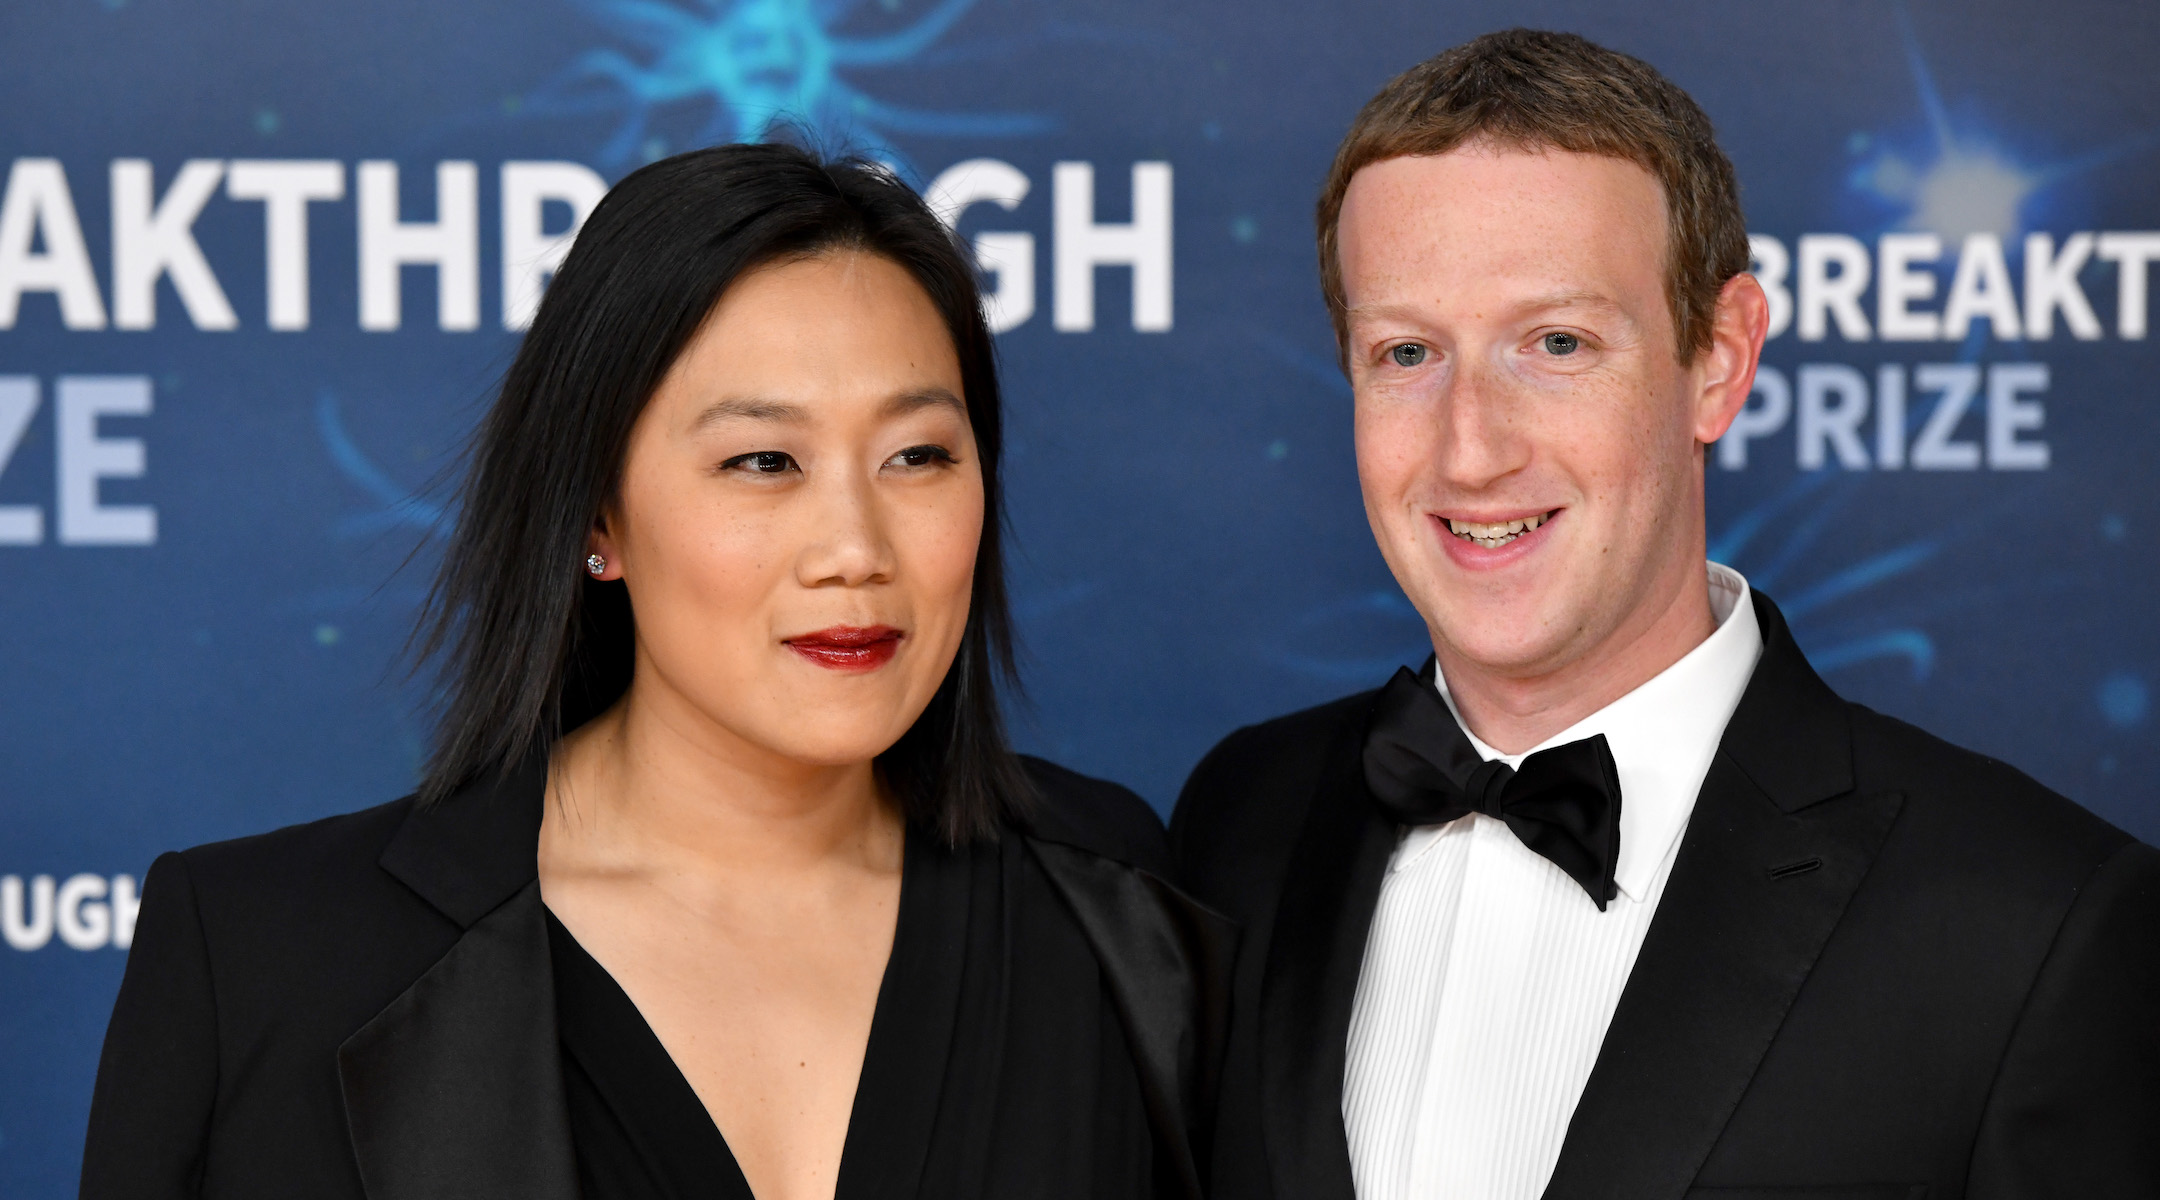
[298,391,443,682]
[1722,0,2151,681]
[1707,474,1942,678]
[317,390,453,543]
[1844,3,2160,241]
[320,3,1049,551]
[523,0,1050,172]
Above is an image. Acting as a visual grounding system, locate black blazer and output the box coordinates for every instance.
[1171,592,2160,1200]
[81,756,1234,1200]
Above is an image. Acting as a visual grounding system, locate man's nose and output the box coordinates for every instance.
[1435,361,1531,489]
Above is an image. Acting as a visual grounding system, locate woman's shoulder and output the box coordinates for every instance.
[154,793,475,974]
[174,794,418,901]
[133,792,499,1036]
[1013,755,1170,877]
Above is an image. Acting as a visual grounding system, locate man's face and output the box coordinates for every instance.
[1337,144,1745,681]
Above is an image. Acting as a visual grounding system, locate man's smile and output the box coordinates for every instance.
[1442,509,1558,549]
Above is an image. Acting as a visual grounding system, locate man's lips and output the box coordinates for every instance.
[1433,507,1561,568]
[784,625,905,672]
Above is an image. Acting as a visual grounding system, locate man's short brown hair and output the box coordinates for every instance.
[1316,29,1750,363]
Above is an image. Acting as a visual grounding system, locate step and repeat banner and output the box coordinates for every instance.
[4,0,2156,1190]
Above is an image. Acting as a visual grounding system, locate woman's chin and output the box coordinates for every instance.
[732,712,917,773]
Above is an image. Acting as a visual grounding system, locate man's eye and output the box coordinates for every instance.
[1542,332,1581,355]
[722,450,796,474]
[1390,343,1429,367]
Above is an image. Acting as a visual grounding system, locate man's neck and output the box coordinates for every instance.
[1436,559,1719,755]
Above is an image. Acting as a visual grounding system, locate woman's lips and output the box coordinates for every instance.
[784,625,905,672]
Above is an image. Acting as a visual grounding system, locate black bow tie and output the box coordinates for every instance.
[1361,660,1624,910]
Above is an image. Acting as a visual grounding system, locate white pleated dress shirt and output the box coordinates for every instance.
[1342,563,1764,1200]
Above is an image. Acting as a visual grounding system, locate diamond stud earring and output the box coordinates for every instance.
[585,554,606,576]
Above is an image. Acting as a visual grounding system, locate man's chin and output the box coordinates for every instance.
[1426,602,1585,680]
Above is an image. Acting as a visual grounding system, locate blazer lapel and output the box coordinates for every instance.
[337,761,577,1200]
[1542,594,1905,1200]
[1258,702,1397,1200]
[1027,838,1240,1200]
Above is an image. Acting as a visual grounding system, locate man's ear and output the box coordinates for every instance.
[1692,273,1771,446]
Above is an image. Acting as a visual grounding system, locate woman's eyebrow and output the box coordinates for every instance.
[880,387,965,418]
[689,396,810,430]
[688,388,963,431]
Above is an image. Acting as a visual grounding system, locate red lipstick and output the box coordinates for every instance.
[785,625,904,672]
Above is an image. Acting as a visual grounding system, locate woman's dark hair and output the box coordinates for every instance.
[414,142,1030,843]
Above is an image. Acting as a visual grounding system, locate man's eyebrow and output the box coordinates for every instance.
[1343,301,1430,325]
[688,397,811,430]
[880,387,966,419]
[1516,289,1631,316]
[1345,291,1636,324]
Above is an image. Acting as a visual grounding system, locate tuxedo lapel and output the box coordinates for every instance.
[1542,594,1904,1200]
[338,762,576,1200]
[1258,704,1397,1200]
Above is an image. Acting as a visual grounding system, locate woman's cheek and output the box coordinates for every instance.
[908,486,984,633]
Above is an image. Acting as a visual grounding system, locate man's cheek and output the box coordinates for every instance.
[1359,415,1429,482]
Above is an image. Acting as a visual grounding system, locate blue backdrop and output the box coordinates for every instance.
[5,0,2157,1192]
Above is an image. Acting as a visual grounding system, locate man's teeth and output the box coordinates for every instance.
[1447,511,1549,548]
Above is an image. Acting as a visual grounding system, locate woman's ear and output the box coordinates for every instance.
[585,513,623,582]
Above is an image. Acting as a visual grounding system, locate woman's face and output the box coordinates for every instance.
[591,250,983,770]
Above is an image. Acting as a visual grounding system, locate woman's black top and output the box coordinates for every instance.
[546,827,1155,1200]
[77,755,1228,1200]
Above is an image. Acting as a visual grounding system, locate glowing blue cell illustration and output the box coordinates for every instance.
[2099,673,2150,729]
[1847,1,2160,240]
[525,0,1050,171]
[1708,471,1943,681]
[317,390,452,541]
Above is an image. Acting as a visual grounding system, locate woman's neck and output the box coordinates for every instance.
[542,679,904,883]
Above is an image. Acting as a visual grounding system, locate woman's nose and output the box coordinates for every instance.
[795,471,896,588]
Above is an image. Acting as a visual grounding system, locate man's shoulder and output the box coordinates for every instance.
[1844,701,2135,881]
[1168,689,1381,908]
[1178,688,1377,812]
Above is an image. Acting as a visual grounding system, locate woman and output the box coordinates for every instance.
[80,144,1230,1200]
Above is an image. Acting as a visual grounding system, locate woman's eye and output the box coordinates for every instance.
[722,450,797,474]
[888,444,956,469]
[1541,331,1581,356]
[1389,343,1429,368]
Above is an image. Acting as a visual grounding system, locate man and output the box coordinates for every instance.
[1172,29,2159,1200]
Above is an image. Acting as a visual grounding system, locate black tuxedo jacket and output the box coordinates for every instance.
[81,756,1233,1200]
[1171,593,2160,1200]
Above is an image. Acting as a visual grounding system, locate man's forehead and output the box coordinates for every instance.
[1337,150,1668,309]
[1342,146,1666,234]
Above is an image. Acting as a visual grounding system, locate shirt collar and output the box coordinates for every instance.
[1433,562,1764,902]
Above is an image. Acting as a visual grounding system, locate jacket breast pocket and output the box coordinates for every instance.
[1684,1188,1927,1200]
